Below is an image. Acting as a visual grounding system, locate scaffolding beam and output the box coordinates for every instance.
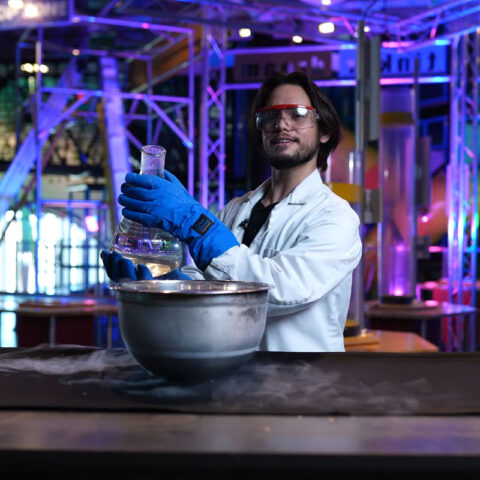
[447,31,479,351]
[199,23,226,210]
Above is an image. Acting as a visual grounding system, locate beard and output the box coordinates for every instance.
[263,141,320,170]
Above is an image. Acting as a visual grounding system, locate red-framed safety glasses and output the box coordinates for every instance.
[255,104,318,132]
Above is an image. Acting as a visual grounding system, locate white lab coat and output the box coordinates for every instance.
[183,169,362,352]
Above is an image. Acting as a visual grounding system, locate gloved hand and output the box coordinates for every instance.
[100,250,153,282]
[118,170,239,270]
[161,269,192,280]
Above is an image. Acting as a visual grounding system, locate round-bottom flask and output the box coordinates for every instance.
[109,145,183,277]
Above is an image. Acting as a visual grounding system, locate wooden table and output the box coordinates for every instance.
[0,294,118,347]
[345,329,439,352]
[364,300,477,351]
[0,347,479,479]
[0,294,441,354]
[1,411,480,479]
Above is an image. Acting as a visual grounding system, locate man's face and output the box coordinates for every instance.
[260,84,327,170]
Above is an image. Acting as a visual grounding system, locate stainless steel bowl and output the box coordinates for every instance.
[111,280,269,380]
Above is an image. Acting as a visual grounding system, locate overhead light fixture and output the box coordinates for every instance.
[21,63,49,73]
[318,22,335,34]
[8,0,24,8]
[24,3,39,18]
[21,63,33,73]
[292,35,303,44]
[238,28,252,38]
[364,25,370,32]
[72,49,80,56]
[321,0,332,5]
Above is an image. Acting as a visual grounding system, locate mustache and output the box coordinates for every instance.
[270,135,298,144]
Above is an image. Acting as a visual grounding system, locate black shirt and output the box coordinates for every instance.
[241,200,277,247]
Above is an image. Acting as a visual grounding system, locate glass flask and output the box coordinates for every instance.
[109,145,183,277]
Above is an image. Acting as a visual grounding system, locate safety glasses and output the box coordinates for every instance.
[255,104,319,132]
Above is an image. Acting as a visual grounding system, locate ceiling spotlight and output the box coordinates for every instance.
[8,0,24,8]
[364,25,371,32]
[238,28,252,38]
[21,63,33,73]
[72,49,80,56]
[39,64,49,74]
[318,22,335,34]
[24,3,39,18]
[292,35,303,44]
[321,0,332,5]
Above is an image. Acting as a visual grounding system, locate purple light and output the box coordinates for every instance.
[141,22,149,29]
[85,215,99,233]
[393,288,404,296]
[425,300,439,307]
[429,245,446,253]
[382,41,412,49]
[421,214,430,223]
[380,76,450,85]
[395,244,406,252]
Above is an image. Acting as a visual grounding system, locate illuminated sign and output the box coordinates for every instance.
[339,45,448,77]
[232,44,448,82]
[233,51,332,82]
[0,0,72,30]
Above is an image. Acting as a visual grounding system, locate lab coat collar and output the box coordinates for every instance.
[243,168,324,206]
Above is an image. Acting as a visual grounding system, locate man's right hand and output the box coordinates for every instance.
[100,250,152,282]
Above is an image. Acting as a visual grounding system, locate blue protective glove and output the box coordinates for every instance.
[101,250,191,282]
[161,269,192,280]
[118,170,239,270]
[100,250,153,282]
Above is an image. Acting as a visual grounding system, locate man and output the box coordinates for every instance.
[102,71,362,352]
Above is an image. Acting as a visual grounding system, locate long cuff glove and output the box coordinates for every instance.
[101,250,153,282]
[161,269,192,280]
[118,171,239,270]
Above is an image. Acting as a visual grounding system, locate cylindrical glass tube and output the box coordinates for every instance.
[109,145,183,277]
[378,87,416,299]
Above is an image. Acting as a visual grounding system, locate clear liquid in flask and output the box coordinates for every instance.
[109,145,183,277]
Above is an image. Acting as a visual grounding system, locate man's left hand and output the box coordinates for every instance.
[119,171,238,270]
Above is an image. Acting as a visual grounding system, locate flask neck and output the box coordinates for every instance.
[140,159,164,176]
[139,145,165,176]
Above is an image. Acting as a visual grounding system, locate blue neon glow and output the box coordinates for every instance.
[423,75,450,83]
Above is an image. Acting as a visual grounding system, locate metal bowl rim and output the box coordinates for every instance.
[110,279,271,295]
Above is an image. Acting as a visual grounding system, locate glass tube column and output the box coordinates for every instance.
[378,86,417,300]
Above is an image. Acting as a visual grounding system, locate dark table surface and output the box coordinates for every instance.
[1,346,480,479]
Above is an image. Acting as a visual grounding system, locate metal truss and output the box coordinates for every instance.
[199,21,227,211]
[2,16,195,293]
[447,31,479,351]
[39,86,194,154]
[100,0,480,50]
[395,0,480,47]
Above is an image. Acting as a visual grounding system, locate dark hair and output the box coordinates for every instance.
[249,71,341,172]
